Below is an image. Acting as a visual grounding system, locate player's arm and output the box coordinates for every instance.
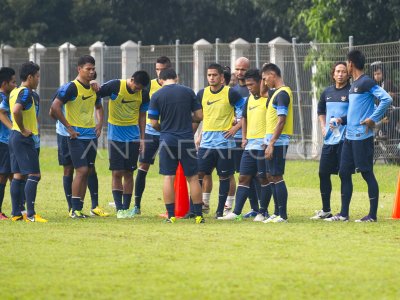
[260,79,268,98]
[190,89,203,132]
[241,100,248,148]
[224,89,245,138]
[139,90,150,152]
[95,98,104,138]
[148,94,160,132]
[13,89,32,137]
[265,91,289,160]
[0,100,12,129]
[362,84,393,130]
[317,90,327,136]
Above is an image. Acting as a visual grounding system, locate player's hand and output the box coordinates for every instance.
[265,144,274,160]
[95,124,102,138]
[139,139,145,153]
[90,80,100,92]
[360,118,375,133]
[67,126,80,139]
[21,128,32,137]
[321,126,327,137]
[195,136,201,150]
[241,139,247,148]
[223,127,237,139]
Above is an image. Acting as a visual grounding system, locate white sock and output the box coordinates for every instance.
[202,193,211,206]
[225,195,234,208]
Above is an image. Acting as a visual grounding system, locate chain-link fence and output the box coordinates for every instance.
[2,38,399,163]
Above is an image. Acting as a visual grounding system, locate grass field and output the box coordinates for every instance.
[0,147,399,300]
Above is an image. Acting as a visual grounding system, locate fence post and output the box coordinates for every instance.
[175,39,180,75]
[309,42,321,158]
[349,36,354,51]
[28,43,47,95]
[121,40,138,79]
[0,44,14,67]
[193,39,212,93]
[215,38,220,63]
[268,37,290,76]
[89,41,106,84]
[291,38,307,159]
[230,38,250,71]
[59,42,76,85]
[255,37,260,69]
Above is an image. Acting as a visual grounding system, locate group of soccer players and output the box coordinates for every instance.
[0,49,393,223]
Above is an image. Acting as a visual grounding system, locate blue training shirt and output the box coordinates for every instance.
[231,83,249,139]
[318,83,350,145]
[344,74,392,140]
[148,84,201,146]
[264,90,290,146]
[0,92,11,144]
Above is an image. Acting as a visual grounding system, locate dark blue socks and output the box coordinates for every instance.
[260,183,273,215]
[10,179,23,216]
[134,169,147,209]
[319,173,332,212]
[166,203,175,218]
[362,171,379,220]
[25,175,40,217]
[0,182,5,212]
[112,190,123,211]
[123,193,132,210]
[233,185,250,215]
[217,178,230,215]
[63,175,73,211]
[275,180,288,220]
[88,172,99,209]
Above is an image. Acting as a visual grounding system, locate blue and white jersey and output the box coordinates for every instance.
[231,83,249,139]
[345,74,392,140]
[245,138,264,151]
[318,83,350,145]
[0,92,11,144]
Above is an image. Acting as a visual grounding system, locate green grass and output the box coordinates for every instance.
[0,147,399,299]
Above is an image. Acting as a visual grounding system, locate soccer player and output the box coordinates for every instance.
[98,71,150,218]
[8,61,47,222]
[261,63,293,223]
[134,56,171,215]
[219,69,272,221]
[196,63,244,218]
[148,68,204,223]
[325,50,392,222]
[310,62,350,220]
[50,55,105,219]
[0,67,16,220]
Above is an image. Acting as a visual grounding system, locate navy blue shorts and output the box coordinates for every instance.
[0,142,11,174]
[159,142,198,176]
[9,130,40,175]
[319,142,343,175]
[240,149,266,178]
[265,145,288,176]
[57,134,72,166]
[67,138,98,169]
[339,137,374,174]
[197,147,234,177]
[139,133,159,164]
[233,139,244,173]
[109,140,140,171]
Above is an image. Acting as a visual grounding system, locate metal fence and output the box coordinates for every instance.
[2,38,399,163]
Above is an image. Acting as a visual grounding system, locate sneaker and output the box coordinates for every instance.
[254,213,268,222]
[215,212,224,219]
[223,206,232,216]
[324,213,349,222]
[117,210,128,219]
[262,214,278,223]
[21,210,27,221]
[202,204,210,214]
[125,207,140,218]
[355,215,377,222]
[164,217,176,223]
[243,210,258,218]
[271,216,288,223]
[0,212,9,220]
[310,210,333,220]
[90,206,110,217]
[70,210,85,219]
[217,211,242,221]
[183,212,196,219]
[195,216,205,224]
[11,215,23,222]
[133,206,141,215]
[26,214,48,223]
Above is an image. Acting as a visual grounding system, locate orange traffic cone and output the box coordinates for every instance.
[392,171,400,219]
[174,162,189,218]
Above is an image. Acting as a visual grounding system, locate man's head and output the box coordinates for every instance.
[159,68,177,85]
[223,66,231,86]
[77,55,96,82]
[20,61,40,90]
[244,69,261,96]
[207,63,224,87]
[346,49,365,75]
[128,70,150,92]
[156,56,171,79]
[235,57,250,84]
[331,62,349,86]
[0,67,16,93]
[371,61,385,84]
[261,63,281,89]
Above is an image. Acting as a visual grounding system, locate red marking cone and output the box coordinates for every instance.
[174,162,189,218]
[392,171,400,219]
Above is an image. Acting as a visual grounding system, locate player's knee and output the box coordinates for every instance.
[198,172,205,180]
[238,175,251,186]
[64,165,74,177]
[0,174,8,184]
[139,163,150,172]
[338,170,351,180]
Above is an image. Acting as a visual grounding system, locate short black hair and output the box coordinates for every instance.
[77,55,95,67]
[223,66,231,85]
[208,63,224,75]
[244,69,261,82]
[19,61,40,81]
[0,67,15,86]
[159,68,177,80]
[347,50,365,70]
[156,56,171,68]
[261,63,281,77]
[132,70,150,87]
